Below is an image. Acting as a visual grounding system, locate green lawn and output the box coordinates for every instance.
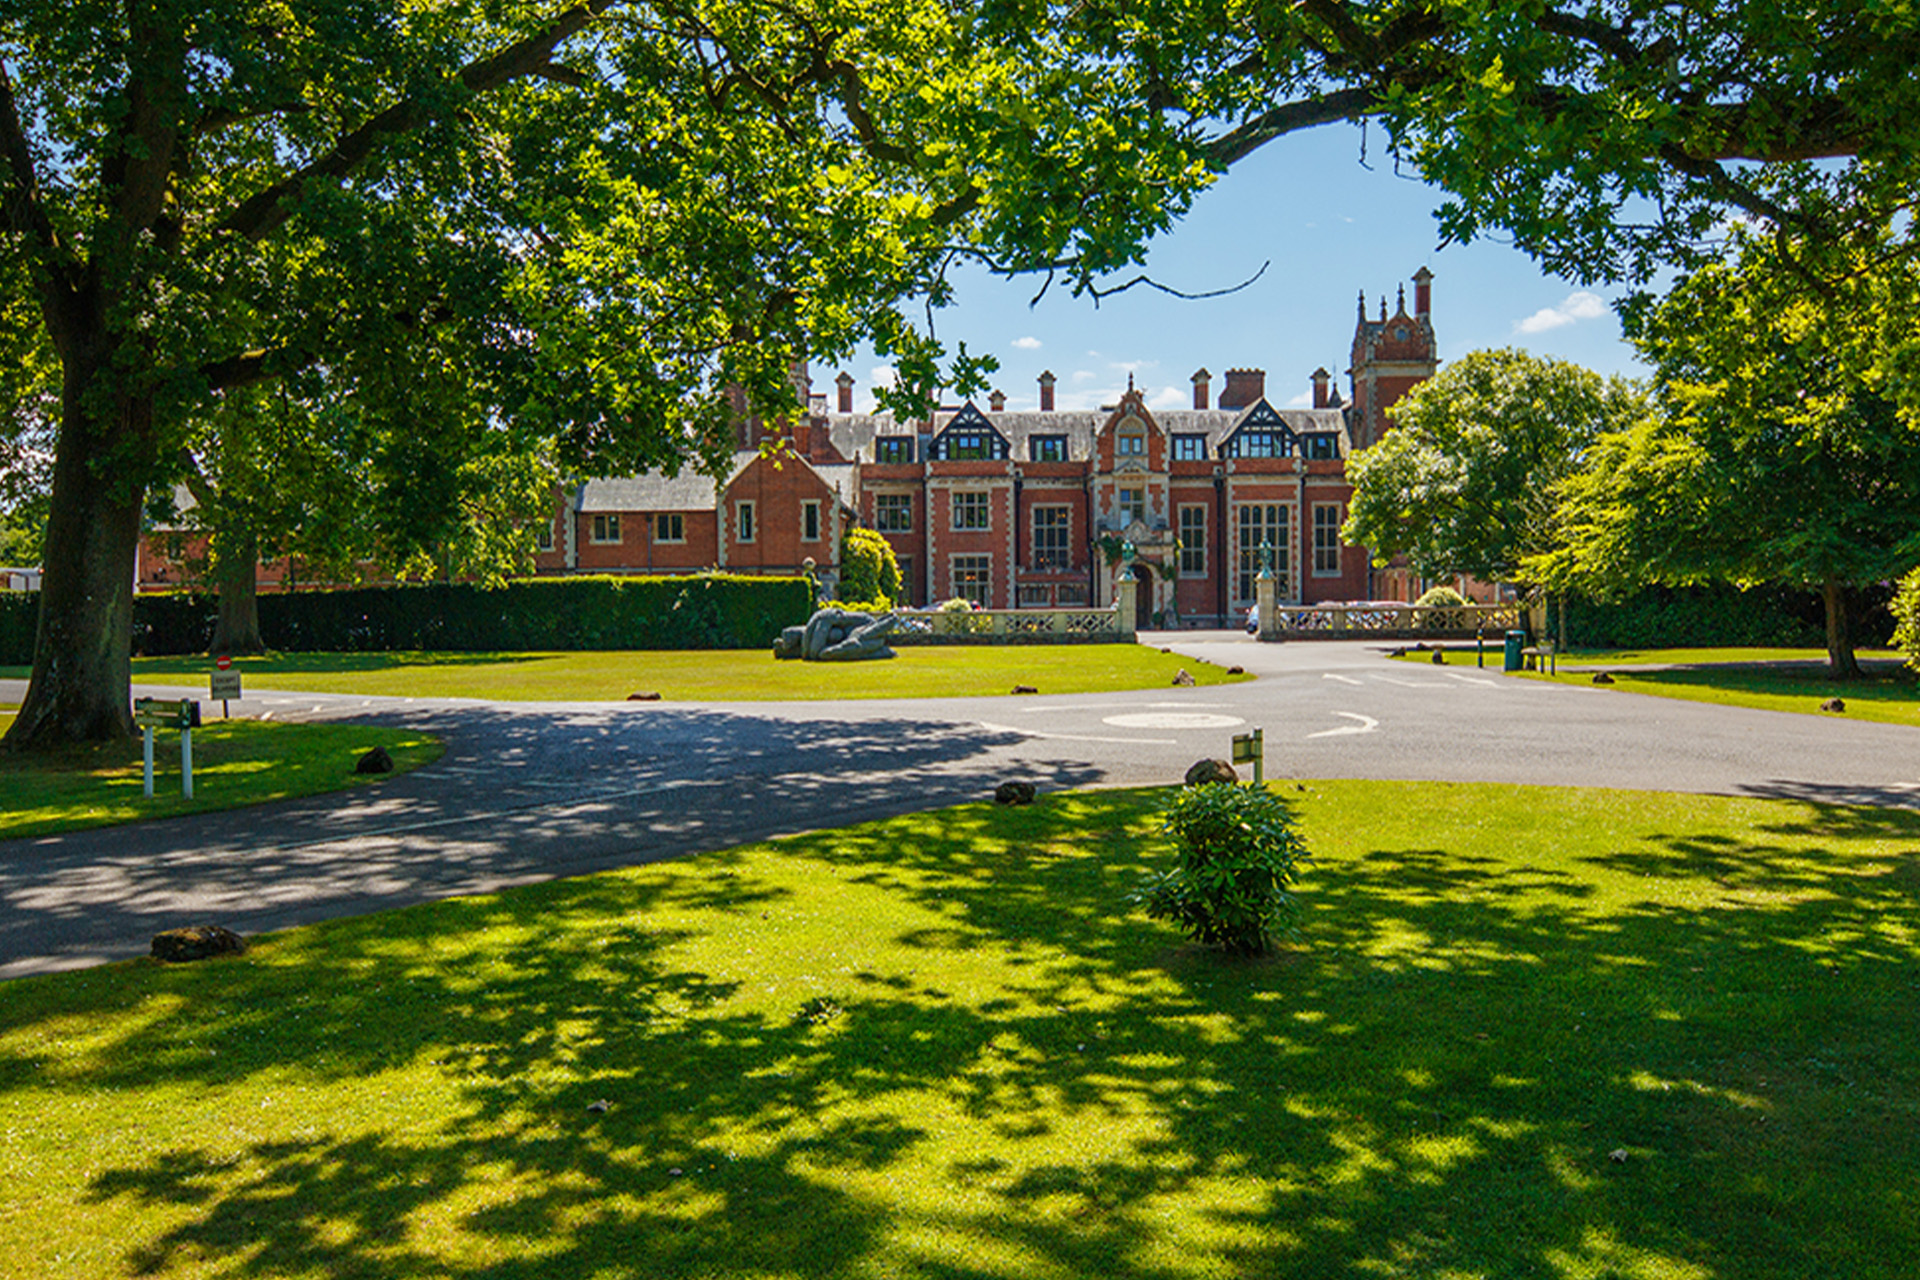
[1403,646,1920,726]
[5,781,1916,1278]
[0,719,443,840]
[21,644,1249,701]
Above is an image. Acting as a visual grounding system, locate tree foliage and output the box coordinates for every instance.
[1088,1,1920,289]
[1531,232,1920,678]
[0,0,1216,745]
[1343,349,1645,584]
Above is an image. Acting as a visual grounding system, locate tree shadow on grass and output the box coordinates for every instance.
[0,706,1101,975]
[7,791,1919,1277]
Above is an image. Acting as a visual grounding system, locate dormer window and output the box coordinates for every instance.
[1029,435,1067,462]
[874,437,914,464]
[1115,417,1148,456]
[1228,429,1290,459]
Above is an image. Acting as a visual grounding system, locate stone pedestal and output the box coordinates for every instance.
[1256,569,1278,641]
[1116,568,1138,637]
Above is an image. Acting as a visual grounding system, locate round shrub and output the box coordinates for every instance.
[839,527,902,606]
[1129,783,1313,956]
[1413,584,1469,609]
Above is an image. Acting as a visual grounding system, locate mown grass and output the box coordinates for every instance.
[4,781,1916,1279]
[24,644,1249,702]
[1403,646,1920,726]
[0,719,442,840]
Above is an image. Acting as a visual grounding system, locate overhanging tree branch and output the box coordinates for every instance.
[216,0,619,242]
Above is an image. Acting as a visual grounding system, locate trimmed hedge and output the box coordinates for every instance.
[1,592,33,666]
[1,575,816,664]
[1550,583,1894,650]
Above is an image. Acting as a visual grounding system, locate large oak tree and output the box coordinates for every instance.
[0,0,1211,748]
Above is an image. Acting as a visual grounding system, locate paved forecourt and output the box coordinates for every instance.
[2,636,1916,979]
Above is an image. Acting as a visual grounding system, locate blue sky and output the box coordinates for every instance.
[844,124,1649,415]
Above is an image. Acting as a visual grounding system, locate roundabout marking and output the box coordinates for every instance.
[1101,712,1246,730]
[1307,712,1379,738]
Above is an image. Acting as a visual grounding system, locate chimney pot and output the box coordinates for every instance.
[1311,367,1331,409]
[1191,367,1212,410]
[989,389,1006,412]
[834,370,854,413]
[1038,370,1056,412]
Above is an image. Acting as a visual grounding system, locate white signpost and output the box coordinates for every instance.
[134,698,200,798]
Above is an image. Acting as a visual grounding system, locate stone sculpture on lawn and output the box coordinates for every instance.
[773,607,901,662]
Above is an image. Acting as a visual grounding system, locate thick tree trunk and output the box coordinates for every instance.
[208,527,266,655]
[1823,577,1862,680]
[2,371,149,748]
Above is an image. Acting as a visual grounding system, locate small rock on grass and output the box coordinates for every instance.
[151,925,246,962]
[1821,697,1846,713]
[994,780,1037,805]
[627,691,662,702]
[1430,649,1445,665]
[1172,668,1196,686]
[1011,684,1038,694]
[354,746,394,774]
[1184,759,1237,786]
[1227,665,1244,675]
[1593,672,1615,685]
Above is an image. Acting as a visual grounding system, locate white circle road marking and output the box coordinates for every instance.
[1101,712,1246,730]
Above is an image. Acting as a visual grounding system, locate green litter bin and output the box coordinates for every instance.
[1503,629,1527,672]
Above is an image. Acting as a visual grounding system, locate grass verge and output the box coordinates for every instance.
[1401,646,1920,726]
[20,644,1250,702]
[0,719,442,840]
[4,781,1916,1278]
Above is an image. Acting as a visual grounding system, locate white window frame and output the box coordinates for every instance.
[801,499,822,542]
[736,501,756,543]
[654,513,685,544]
[1178,505,1206,574]
[1313,503,1342,576]
[952,491,991,532]
[1117,487,1146,524]
[1236,503,1289,602]
[875,493,912,532]
[1032,506,1071,570]
[952,554,991,606]
[590,513,621,545]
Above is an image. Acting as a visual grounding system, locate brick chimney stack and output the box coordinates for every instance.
[1311,367,1331,409]
[1413,265,1433,320]
[1219,368,1266,410]
[1038,370,1056,412]
[835,371,854,413]
[1191,367,1211,410]
[989,389,1006,412]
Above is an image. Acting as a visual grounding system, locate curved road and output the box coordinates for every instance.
[4,633,1916,979]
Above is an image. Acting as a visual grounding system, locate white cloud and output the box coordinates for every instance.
[1011,336,1042,350]
[1149,386,1185,410]
[1516,291,1609,335]
[869,365,897,388]
[1071,370,1097,383]
[1286,391,1314,408]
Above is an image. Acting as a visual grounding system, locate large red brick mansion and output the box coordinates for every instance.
[533,267,1440,627]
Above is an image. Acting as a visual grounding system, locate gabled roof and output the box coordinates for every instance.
[576,454,756,513]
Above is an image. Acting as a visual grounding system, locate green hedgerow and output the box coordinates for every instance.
[1129,783,1313,956]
